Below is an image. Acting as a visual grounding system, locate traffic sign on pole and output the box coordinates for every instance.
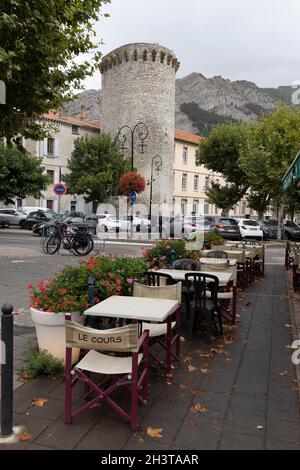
[53,183,67,196]
[130,191,137,204]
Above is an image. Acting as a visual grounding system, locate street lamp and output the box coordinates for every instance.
[117,123,149,171]
[148,155,163,222]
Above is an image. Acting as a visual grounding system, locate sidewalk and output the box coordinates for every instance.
[1,249,300,450]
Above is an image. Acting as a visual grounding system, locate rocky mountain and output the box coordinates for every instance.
[61,73,293,136]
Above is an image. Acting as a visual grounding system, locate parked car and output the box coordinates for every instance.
[23,211,58,230]
[236,219,264,241]
[209,217,242,241]
[283,221,300,241]
[97,216,122,235]
[19,206,52,216]
[161,215,209,239]
[0,209,27,227]
[258,219,278,239]
[257,220,273,240]
[119,215,151,233]
[0,217,10,229]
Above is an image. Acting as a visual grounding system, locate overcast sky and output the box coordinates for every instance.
[83,0,300,90]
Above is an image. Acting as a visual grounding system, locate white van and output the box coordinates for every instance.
[20,207,52,215]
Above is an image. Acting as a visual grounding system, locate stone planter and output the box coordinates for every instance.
[30,308,83,363]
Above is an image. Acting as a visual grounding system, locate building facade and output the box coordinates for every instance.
[18,112,100,213]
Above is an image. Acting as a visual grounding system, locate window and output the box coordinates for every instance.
[72,125,79,135]
[214,205,218,215]
[17,199,22,209]
[70,201,77,212]
[241,202,246,215]
[192,200,199,215]
[194,175,199,191]
[182,173,187,190]
[205,176,210,189]
[182,146,188,164]
[181,199,187,215]
[46,200,53,210]
[204,201,209,215]
[47,170,55,184]
[47,138,55,156]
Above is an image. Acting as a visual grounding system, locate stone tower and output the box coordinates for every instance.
[99,43,180,208]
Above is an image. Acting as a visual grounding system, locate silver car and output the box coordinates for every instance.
[0,209,27,227]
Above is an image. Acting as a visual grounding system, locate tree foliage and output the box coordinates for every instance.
[0,0,110,141]
[196,123,249,214]
[0,143,49,204]
[239,107,300,217]
[65,134,130,205]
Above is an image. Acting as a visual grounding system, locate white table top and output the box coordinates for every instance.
[84,296,180,322]
[200,258,237,266]
[156,269,232,286]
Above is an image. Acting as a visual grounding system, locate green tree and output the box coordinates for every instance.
[65,134,130,208]
[196,123,249,215]
[239,107,300,218]
[0,0,110,141]
[0,143,49,203]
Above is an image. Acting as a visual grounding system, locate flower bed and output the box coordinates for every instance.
[143,239,203,269]
[29,254,150,313]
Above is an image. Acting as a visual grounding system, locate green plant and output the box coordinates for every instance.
[29,254,150,313]
[203,232,224,246]
[21,344,65,379]
[143,239,203,269]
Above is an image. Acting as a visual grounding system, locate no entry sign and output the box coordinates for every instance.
[54,183,67,196]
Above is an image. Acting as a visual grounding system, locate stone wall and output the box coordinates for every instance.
[100,43,180,208]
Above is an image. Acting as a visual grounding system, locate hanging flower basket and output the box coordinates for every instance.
[119,172,146,196]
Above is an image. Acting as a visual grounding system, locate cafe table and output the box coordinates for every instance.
[154,268,233,287]
[199,258,237,267]
[84,296,180,373]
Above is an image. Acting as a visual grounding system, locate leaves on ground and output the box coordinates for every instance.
[200,368,209,375]
[279,371,289,377]
[32,398,48,408]
[19,431,32,442]
[180,336,186,343]
[224,336,235,345]
[188,365,198,373]
[147,427,164,439]
[256,426,264,431]
[191,404,208,414]
[182,355,193,363]
[291,386,300,392]
[187,421,198,427]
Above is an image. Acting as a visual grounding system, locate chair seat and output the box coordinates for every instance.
[76,349,143,375]
[142,321,176,338]
[206,291,233,300]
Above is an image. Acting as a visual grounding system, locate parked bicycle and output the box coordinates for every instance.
[42,222,94,256]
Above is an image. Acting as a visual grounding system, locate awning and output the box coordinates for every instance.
[282,151,300,191]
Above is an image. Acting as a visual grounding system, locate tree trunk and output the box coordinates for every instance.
[221,208,230,217]
[258,210,264,219]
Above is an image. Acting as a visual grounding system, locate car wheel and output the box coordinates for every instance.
[136,225,141,233]
[104,226,108,233]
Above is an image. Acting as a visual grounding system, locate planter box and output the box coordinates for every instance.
[30,308,83,363]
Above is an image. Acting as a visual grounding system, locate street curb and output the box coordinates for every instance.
[285,269,300,405]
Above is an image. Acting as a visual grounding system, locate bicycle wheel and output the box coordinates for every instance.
[44,236,61,255]
[71,236,94,256]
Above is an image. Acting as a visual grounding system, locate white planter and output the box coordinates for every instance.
[30,308,83,363]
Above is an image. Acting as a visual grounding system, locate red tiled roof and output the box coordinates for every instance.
[43,112,101,130]
[175,129,202,145]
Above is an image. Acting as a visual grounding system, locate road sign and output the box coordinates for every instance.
[53,183,67,196]
[130,191,137,204]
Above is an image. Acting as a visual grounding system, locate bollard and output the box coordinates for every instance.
[1,304,14,438]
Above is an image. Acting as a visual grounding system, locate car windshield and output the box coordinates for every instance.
[220,219,238,226]
[285,221,300,228]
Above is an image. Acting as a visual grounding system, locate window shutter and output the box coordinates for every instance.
[55,138,60,157]
[43,138,48,155]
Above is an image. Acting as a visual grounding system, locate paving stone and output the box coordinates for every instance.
[266,417,300,445]
[219,432,264,450]
[35,421,89,450]
[265,439,299,450]
[223,411,266,438]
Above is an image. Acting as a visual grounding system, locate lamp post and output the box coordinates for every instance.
[148,155,163,222]
[117,123,149,171]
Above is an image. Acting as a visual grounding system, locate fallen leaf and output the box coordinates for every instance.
[256,426,264,432]
[188,365,198,373]
[22,373,34,382]
[19,432,32,442]
[191,404,208,414]
[183,355,193,363]
[291,386,300,392]
[47,433,52,439]
[287,344,299,350]
[147,427,164,439]
[180,336,186,343]
[279,371,289,377]
[224,336,235,345]
[285,324,293,328]
[194,349,204,355]
[179,383,191,390]
[201,368,208,375]
[32,398,48,408]
[187,421,198,428]
[199,354,211,359]
[166,373,174,379]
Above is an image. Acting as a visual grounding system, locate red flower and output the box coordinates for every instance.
[28,283,33,289]
[119,172,146,196]
[116,278,122,285]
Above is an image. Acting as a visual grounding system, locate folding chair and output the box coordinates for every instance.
[133,282,182,374]
[185,273,223,342]
[143,271,175,286]
[65,317,149,431]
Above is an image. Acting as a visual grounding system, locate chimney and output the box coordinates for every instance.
[80,105,86,121]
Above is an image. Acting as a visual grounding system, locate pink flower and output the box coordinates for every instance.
[127,278,134,285]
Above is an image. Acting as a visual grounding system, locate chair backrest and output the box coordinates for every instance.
[185,273,219,312]
[66,320,139,352]
[133,282,182,303]
[207,250,228,259]
[200,264,237,283]
[143,271,174,286]
[172,258,201,271]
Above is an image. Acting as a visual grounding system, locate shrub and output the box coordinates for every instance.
[21,344,65,379]
[143,239,203,269]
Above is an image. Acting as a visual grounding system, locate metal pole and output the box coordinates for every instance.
[131,130,134,172]
[149,161,154,223]
[58,195,61,223]
[1,304,14,438]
